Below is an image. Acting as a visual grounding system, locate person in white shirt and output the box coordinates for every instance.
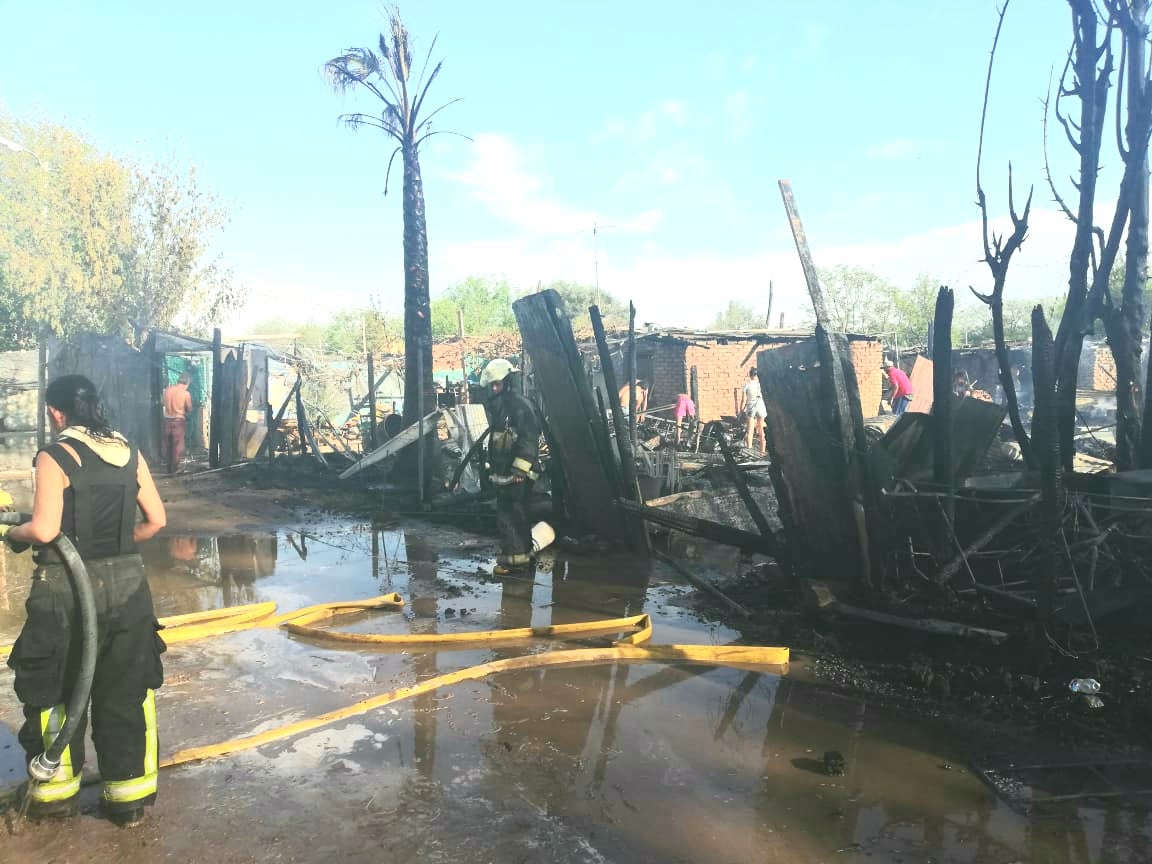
[739,367,767,454]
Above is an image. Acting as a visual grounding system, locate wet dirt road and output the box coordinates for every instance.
[1,518,1150,863]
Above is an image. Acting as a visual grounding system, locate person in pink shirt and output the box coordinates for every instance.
[884,359,914,415]
[673,393,696,444]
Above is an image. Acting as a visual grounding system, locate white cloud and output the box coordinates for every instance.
[866,138,922,160]
[448,133,597,235]
[447,133,663,238]
[428,206,1079,332]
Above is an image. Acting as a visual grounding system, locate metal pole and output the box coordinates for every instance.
[209,328,222,468]
[36,336,46,451]
[366,352,378,451]
[417,349,425,506]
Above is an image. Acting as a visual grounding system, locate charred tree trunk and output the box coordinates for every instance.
[399,140,436,490]
[990,290,1034,464]
[1123,0,1152,468]
[1031,306,1061,667]
[1054,1,1112,470]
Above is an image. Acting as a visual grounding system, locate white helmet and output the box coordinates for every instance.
[479,358,516,387]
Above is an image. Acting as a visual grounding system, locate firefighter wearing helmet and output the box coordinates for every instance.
[480,359,541,574]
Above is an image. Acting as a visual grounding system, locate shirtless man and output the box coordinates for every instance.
[162,373,193,474]
[618,379,648,422]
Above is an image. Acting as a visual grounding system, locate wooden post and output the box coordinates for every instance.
[209,327,222,468]
[36,336,46,451]
[628,302,638,451]
[295,381,309,456]
[592,305,650,552]
[265,403,274,464]
[593,386,622,489]
[366,352,378,451]
[779,180,831,323]
[778,180,874,590]
[456,308,465,340]
[256,377,300,460]
[932,287,955,524]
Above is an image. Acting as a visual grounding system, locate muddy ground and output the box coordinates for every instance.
[0,466,1150,862]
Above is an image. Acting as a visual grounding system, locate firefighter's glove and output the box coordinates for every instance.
[0,525,30,554]
[489,473,517,487]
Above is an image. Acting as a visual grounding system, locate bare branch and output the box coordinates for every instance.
[976,0,1012,207]
[1058,108,1083,149]
[1043,65,1079,222]
[970,285,993,306]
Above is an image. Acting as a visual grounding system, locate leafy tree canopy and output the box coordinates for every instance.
[0,116,239,348]
[711,300,762,330]
[431,277,517,338]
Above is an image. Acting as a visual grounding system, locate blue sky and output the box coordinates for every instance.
[0,1,1094,331]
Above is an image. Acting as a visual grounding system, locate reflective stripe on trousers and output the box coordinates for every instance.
[28,704,80,803]
[101,689,159,805]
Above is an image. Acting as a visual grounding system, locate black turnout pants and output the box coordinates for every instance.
[496,479,534,566]
[7,554,165,812]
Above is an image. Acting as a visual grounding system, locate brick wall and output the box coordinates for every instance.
[684,342,760,421]
[849,339,884,418]
[649,335,884,422]
[646,342,687,410]
[1079,340,1116,391]
[432,340,465,375]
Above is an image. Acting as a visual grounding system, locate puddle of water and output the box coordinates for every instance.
[0,520,1150,862]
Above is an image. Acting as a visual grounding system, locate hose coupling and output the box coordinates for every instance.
[28,752,61,782]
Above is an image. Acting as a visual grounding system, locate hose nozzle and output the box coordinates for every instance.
[28,752,60,782]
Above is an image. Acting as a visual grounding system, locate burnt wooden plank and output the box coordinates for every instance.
[514,290,629,542]
[757,337,867,585]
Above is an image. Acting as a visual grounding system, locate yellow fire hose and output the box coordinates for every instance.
[0,593,789,800]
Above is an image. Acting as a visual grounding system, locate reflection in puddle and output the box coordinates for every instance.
[0,523,1150,861]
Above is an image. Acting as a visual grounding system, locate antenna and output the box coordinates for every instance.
[592,221,616,307]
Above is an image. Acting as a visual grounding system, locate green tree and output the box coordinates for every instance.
[538,280,628,326]
[242,315,328,349]
[324,303,403,354]
[888,274,938,345]
[0,117,133,346]
[120,159,238,340]
[430,276,517,337]
[325,8,460,456]
[812,266,894,335]
[0,117,240,349]
[969,298,1065,344]
[711,300,760,329]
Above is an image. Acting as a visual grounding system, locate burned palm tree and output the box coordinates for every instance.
[325,9,461,486]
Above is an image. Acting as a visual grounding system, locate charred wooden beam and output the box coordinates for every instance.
[615,498,780,556]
